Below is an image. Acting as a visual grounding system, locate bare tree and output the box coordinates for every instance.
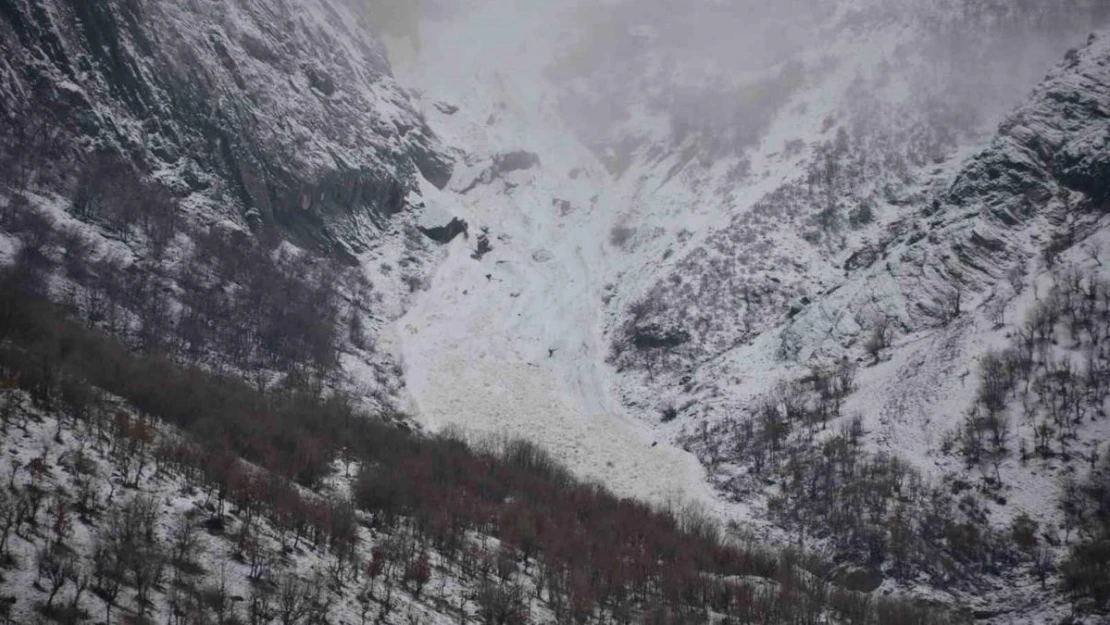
[863,315,894,362]
[0,98,69,198]
[940,284,963,324]
[66,560,91,620]
[130,540,166,618]
[0,487,15,559]
[248,581,276,625]
[170,512,202,569]
[1007,261,1027,294]
[36,544,75,611]
[91,537,125,624]
[277,574,312,625]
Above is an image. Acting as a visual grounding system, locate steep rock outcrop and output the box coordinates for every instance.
[0,0,453,256]
[418,216,468,244]
[779,32,1110,361]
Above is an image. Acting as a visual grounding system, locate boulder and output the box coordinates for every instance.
[419,217,469,244]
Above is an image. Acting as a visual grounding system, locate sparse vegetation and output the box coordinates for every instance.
[863,316,895,363]
[1060,451,1110,613]
[679,360,1028,589]
[0,272,954,624]
[951,265,1109,470]
[608,296,693,379]
[0,158,380,381]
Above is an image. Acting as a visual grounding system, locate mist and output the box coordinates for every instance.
[370,0,1109,166]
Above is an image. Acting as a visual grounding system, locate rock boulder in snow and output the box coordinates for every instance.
[418,216,468,244]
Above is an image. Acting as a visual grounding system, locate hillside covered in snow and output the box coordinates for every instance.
[1,0,1109,623]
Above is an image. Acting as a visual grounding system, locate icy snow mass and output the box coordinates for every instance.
[383,3,716,508]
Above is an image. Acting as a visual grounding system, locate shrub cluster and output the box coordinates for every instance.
[1,157,363,375]
[680,363,1018,588]
[1060,452,1110,613]
[950,265,1110,471]
[948,263,1110,614]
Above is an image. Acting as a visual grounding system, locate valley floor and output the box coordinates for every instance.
[393,223,710,506]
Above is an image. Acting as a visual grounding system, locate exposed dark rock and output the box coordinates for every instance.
[0,0,452,258]
[968,230,1005,252]
[304,66,336,96]
[972,608,1012,621]
[419,217,469,244]
[434,101,459,115]
[946,39,1110,221]
[630,324,690,350]
[492,150,540,174]
[832,567,884,593]
[844,245,882,271]
[460,150,540,193]
[1055,135,1110,206]
[410,137,454,189]
[660,405,678,422]
[989,206,1021,226]
[471,233,492,260]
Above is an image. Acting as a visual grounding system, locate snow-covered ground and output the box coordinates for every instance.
[381,4,715,508]
[370,5,1110,571]
[375,0,961,515]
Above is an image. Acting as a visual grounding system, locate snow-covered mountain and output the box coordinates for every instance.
[383,0,1110,619]
[1,0,1109,622]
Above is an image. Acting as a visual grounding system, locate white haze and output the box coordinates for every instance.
[388,0,1110,162]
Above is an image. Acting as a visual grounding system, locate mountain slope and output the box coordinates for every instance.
[665,31,1110,620]
[0,0,473,416]
[0,0,1108,622]
[0,0,451,256]
[386,2,1110,620]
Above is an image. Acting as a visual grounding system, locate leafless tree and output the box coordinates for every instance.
[940,285,963,324]
[864,315,894,362]
[36,544,76,611]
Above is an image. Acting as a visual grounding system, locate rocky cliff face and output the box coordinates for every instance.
[592,0,1110,388]
[0,0,452,257]
[780,31,1110,361]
